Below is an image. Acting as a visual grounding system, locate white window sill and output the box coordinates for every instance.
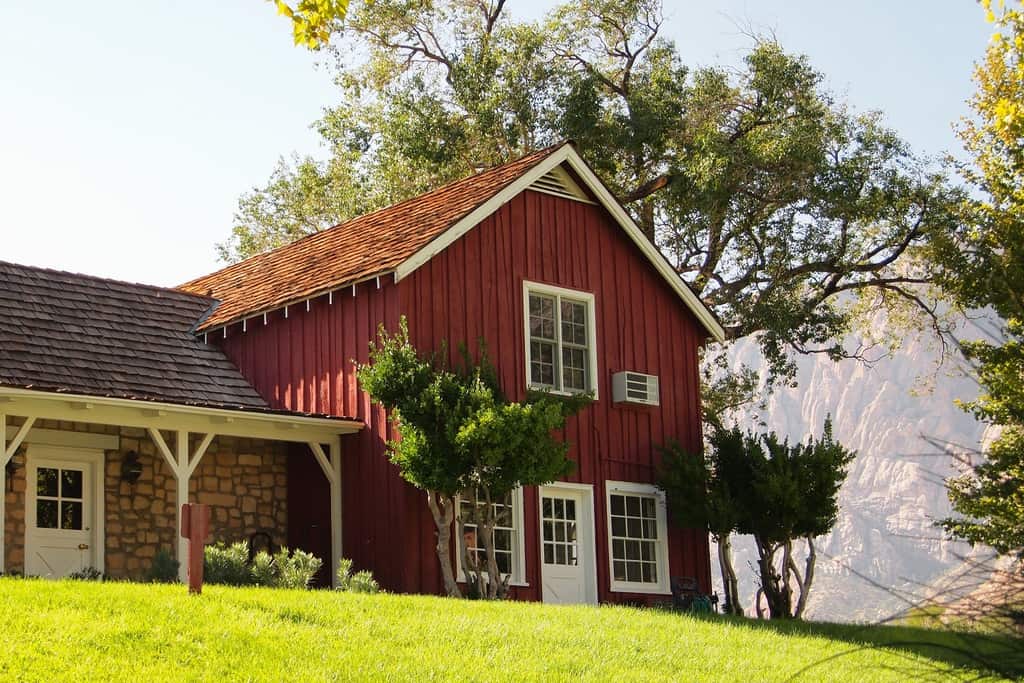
[527,385,597,400]
[609,582,671,595]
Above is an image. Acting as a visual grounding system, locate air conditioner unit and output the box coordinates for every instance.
[612,371,660,406]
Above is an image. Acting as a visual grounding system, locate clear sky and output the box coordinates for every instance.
[0,1,991,287]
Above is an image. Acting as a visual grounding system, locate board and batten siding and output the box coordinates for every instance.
[400,189,710,602]
[215,187,711,601]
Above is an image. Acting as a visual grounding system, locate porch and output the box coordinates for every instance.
[1,387,361,584]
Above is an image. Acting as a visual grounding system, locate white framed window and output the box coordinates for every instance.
[605,480,670,594]
[523,281,599,398]
[456,488,527,587]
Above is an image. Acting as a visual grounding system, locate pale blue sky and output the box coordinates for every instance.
[0,2,990,287]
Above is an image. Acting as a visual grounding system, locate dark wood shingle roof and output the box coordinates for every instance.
[0,260,270,410]
[179,144,564,331]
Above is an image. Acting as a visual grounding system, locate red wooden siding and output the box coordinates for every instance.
[215,188,711,601]
[400,190,710,603]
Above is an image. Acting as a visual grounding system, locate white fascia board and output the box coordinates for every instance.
[0,387,362,444]
[393,145,726,342]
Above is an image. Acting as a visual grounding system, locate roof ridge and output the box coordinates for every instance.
[0,259,217,304]
[177,142,568,291]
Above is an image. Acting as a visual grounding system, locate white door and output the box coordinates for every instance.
[539,485,597,604]
[25,448,102,578]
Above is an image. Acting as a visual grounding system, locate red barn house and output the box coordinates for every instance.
[1,142,723,604]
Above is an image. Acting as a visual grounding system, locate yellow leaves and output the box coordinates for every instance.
[268,0,350,50]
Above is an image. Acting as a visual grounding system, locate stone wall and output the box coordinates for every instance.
[3,419,289,580]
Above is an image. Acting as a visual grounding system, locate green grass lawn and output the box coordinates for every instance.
[0,578,1021,682]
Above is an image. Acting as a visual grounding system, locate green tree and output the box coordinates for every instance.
[237,0,962,401]
[356,318,586,598]
[675,420,854,620]
[937,1,1024,558]
[659,441,745,615]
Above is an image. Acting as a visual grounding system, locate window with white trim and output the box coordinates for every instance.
[524,281,598,397]
[606,481,669,593]
[456,488,526,586]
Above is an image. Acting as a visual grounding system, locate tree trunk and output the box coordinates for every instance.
[754,536,792,619]
[794,537,816,619]
[426,490,461,598]
[716,534,743,615]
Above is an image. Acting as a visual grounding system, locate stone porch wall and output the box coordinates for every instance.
[3,419,289,580]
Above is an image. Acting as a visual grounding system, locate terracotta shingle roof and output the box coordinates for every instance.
[0,260,271,410]
[179,143,566,331]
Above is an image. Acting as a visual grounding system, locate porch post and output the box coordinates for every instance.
[175,429,189,583]
[1,413,35,575]
[329,435,342,587]
[309,438,343,587]
[1,412,6,574]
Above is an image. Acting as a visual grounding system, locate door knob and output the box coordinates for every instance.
[78,543,89,550]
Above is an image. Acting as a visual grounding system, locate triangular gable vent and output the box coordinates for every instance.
[528,166,594,204]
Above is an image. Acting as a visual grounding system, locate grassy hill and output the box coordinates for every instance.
[0,578,1020,681]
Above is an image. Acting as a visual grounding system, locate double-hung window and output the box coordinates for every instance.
[457,488,526,586]
[606,481,670,594]
[524,281,597,397]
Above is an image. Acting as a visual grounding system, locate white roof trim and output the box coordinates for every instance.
[0,386,362,443]
[394,145,726,342]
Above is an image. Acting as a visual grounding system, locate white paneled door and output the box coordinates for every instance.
[539,484,597,605]
[25,447,103,578]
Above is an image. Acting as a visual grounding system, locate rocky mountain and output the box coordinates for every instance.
[717,330,989,623]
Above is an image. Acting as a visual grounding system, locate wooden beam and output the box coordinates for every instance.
[3,416,36,467]
[185,433,215,479]
[147,428,178,476]
[309,442,336,486]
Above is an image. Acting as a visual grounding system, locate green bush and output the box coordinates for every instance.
[204,542,252,586]
[276,549,321,589]
[203,542,322,589]
[335,558,380,594]
[146,549,179,584]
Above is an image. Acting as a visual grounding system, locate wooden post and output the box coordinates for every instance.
[0,412,5,575]
[329,435,343,588]
[309,438,343,587]
[175,429,189,583]
[180,503,210,594]
[1,413,35,575]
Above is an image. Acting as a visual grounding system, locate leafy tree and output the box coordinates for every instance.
[658,441,744,615]
[236,0,963,402]
[936,1,1024,558]
[665,420,854,620]
[272,0,350,48]
[356,318,586,598]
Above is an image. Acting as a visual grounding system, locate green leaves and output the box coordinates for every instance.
[356,317,583,498]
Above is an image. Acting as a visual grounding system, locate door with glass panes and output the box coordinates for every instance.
[25,447,101,577]
[539,486,595,604]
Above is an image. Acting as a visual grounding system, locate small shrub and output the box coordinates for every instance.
[204,542,252,586]
[68,567,103,581]
[336,558,379,594]
[348,570,380,594]
[250,551,277,587]
[276,549,322,589]
[146,549,179,583]
[335,558,354,591]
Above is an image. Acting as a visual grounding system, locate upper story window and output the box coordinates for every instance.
[605,481,670,594]
[523,281,598,397]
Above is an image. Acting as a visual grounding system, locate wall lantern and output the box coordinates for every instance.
[5,446,24,491]
[121,450,143,484]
